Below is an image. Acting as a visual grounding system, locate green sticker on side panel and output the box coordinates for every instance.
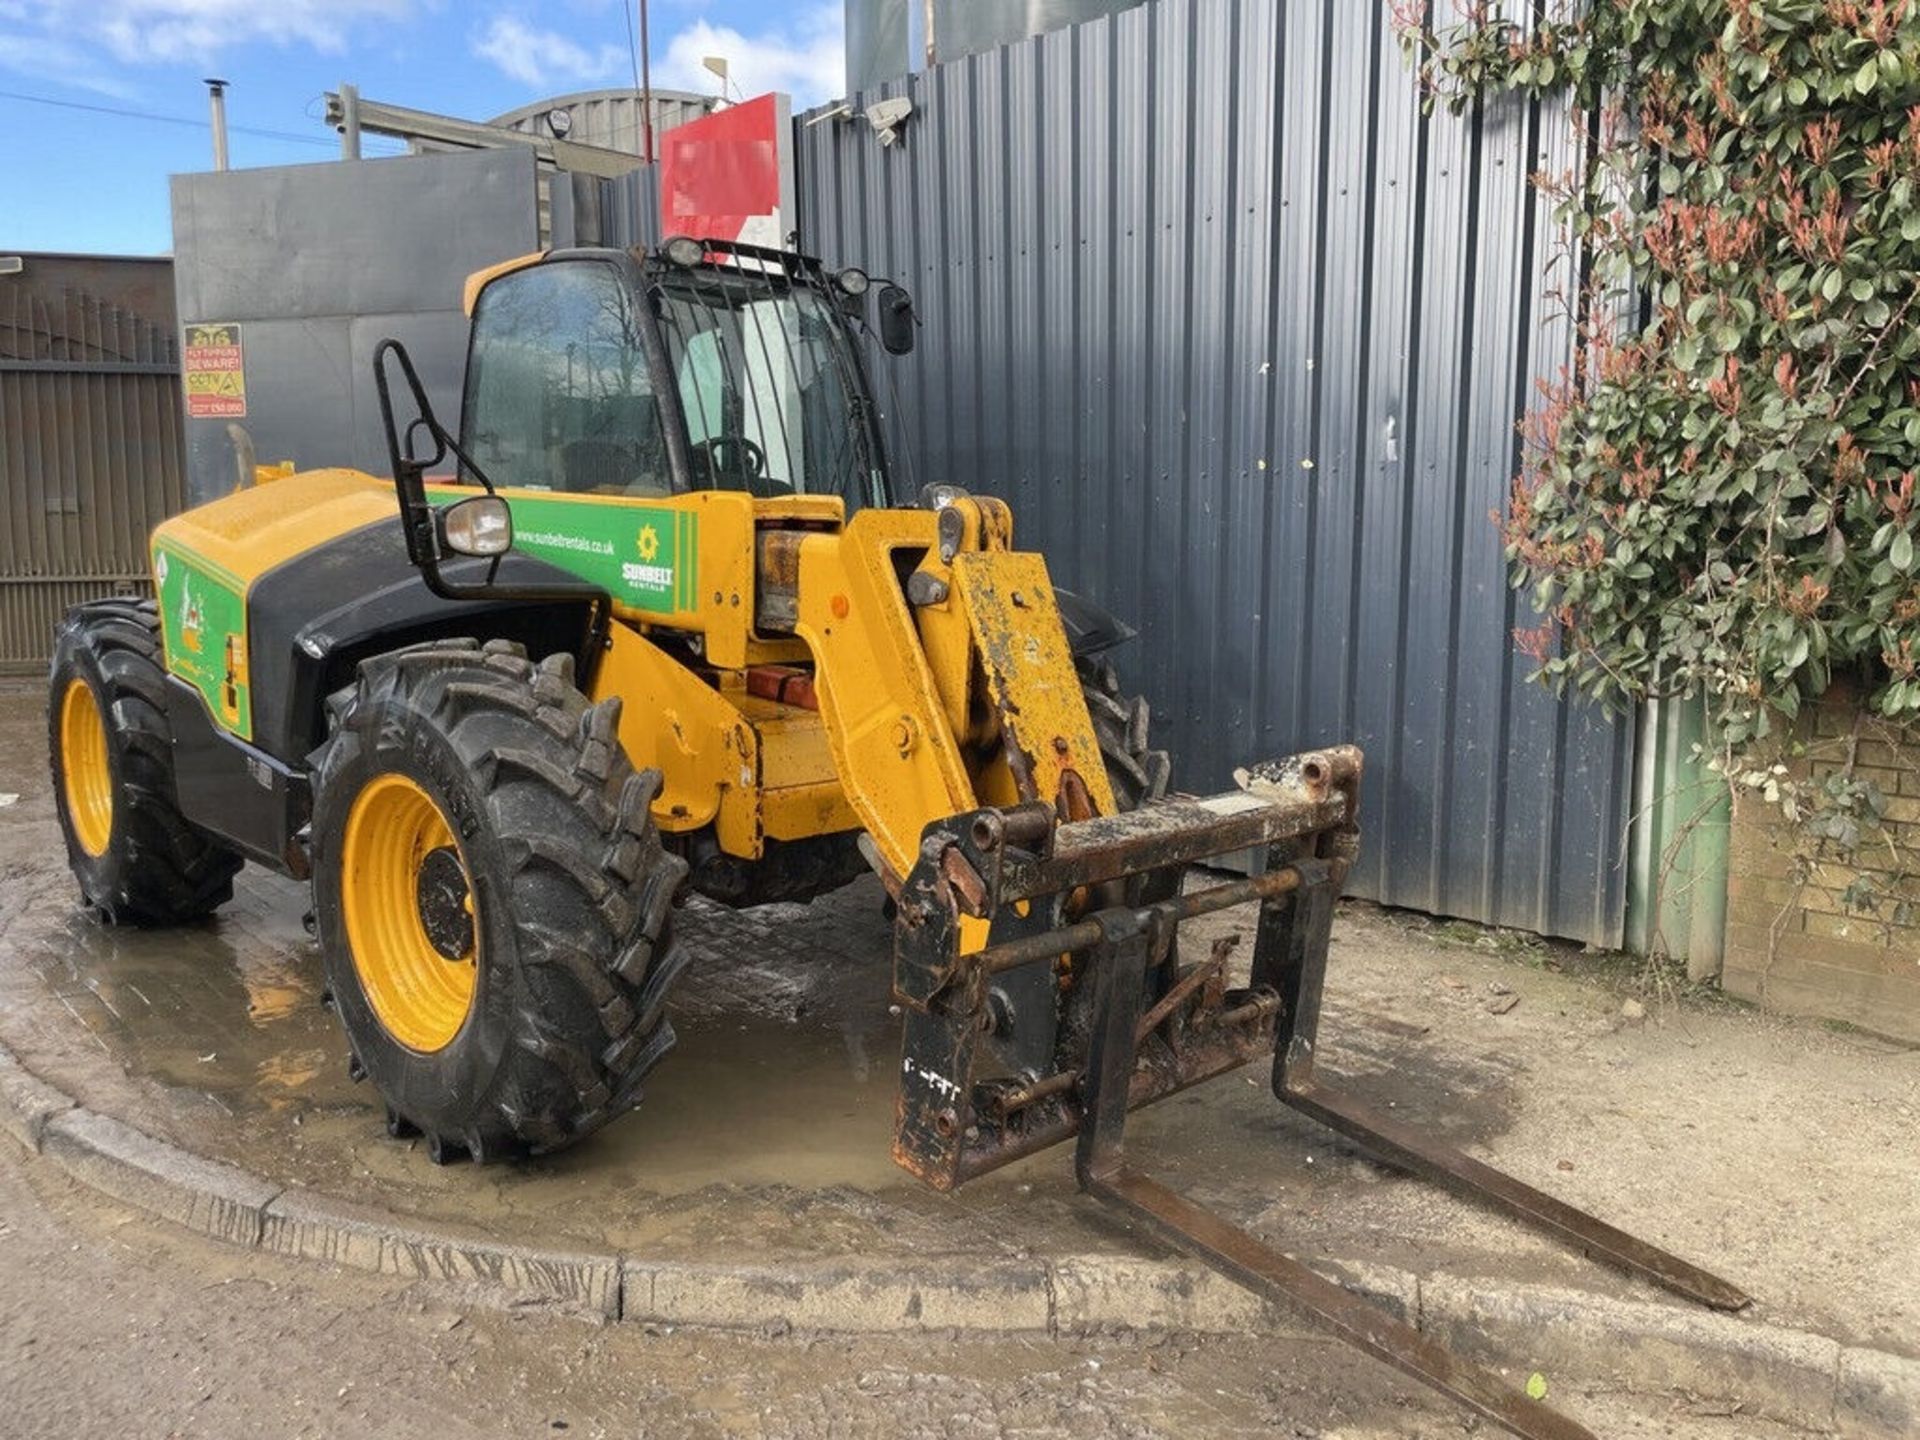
[499,496,700,615]
[152,540,252,740]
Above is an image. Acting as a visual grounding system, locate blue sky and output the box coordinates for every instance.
[0,0,845,256]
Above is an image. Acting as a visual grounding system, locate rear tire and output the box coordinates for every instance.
[48,598,242,924]
[309,640,690,1161]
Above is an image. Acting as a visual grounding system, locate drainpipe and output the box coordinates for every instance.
[1625,695,1731,980]
[204,78,230,171]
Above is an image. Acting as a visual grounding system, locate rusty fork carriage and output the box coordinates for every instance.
[886,746,1748,1440]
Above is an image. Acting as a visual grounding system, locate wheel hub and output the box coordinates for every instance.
[415,846,475,961]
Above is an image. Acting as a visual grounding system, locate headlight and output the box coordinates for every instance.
[662,235,705,268]
[835,266,871,297]
[441,495,513,557]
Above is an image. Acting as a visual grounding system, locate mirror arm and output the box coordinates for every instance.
[370,337,608,607]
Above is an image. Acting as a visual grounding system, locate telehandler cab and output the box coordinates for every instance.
[49,237,1743,1439]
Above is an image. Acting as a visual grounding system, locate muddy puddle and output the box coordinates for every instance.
[0,855,1530,1275]
[0,675,1539,1278]
[0,839,1087,1257]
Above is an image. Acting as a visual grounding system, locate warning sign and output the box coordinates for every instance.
[183,322,247,419]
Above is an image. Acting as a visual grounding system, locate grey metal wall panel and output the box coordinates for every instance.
[847,0,1156,86]
[796,0,1630,945]
[593,165,663,251]
[172,150,538,319]
[171,149,540,504]
[346,312,473,468]
[846,0,912,94]
[933,0,1154,63]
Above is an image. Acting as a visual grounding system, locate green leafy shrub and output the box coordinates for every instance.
[1399,0,1920,900]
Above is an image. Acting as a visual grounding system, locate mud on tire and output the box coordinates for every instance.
[1075,650,1180,969]
[309,639,691,1162]
[48,597,243,924]
[1076,651,1171,811]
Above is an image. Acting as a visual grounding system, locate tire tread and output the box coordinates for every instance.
[311,640,688,1161]
[49,598,242,925]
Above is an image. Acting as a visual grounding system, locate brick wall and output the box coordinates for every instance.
[1722,685,1920,1042]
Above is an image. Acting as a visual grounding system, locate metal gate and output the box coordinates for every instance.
[1,262,183,671]
[795,0,1633,945]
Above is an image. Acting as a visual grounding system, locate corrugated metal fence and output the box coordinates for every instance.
[0,278,181,671]
[562,163,663,252]
[795,0,1633,944]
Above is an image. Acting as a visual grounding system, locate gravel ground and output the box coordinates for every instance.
[0,1136,1814,1440]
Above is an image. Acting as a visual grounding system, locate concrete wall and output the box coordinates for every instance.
[1724,684,1920,1042]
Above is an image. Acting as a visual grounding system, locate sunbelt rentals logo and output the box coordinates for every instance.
[622,522,674,601]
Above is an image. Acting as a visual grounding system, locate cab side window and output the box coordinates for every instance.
[461,262,671,495]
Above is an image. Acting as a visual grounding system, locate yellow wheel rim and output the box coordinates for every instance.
[59,678,113,858]
[339,773,478,1054]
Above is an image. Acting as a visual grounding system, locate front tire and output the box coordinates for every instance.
[48,598,242,924]
[309,640,690,1161]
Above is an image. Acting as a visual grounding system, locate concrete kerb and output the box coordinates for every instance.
[40,1107,281,1248]
[0,1039,1913,1437]
[0,1045,73,1152]
[262,1186,623,1320]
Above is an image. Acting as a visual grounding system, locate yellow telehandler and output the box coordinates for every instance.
[48,237,1743,1439]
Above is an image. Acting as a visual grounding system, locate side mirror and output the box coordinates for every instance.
[440,494,513,557]
[878,284,916,356]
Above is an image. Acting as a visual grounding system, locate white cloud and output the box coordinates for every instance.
[654,2,843,108]
[0,29,135,96]
[471,15,627,90]
[95,0,410,63]
[0,0,411,82]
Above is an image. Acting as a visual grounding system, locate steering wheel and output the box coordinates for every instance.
[692,435,766,482]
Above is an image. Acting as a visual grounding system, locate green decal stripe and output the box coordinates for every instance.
[416,491,701,618]
[494,494,683,615]
[152,540,252,740]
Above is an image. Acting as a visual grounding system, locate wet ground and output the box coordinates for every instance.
[1,677,1915,1364]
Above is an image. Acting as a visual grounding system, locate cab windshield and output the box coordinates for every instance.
[651,265,886,509]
